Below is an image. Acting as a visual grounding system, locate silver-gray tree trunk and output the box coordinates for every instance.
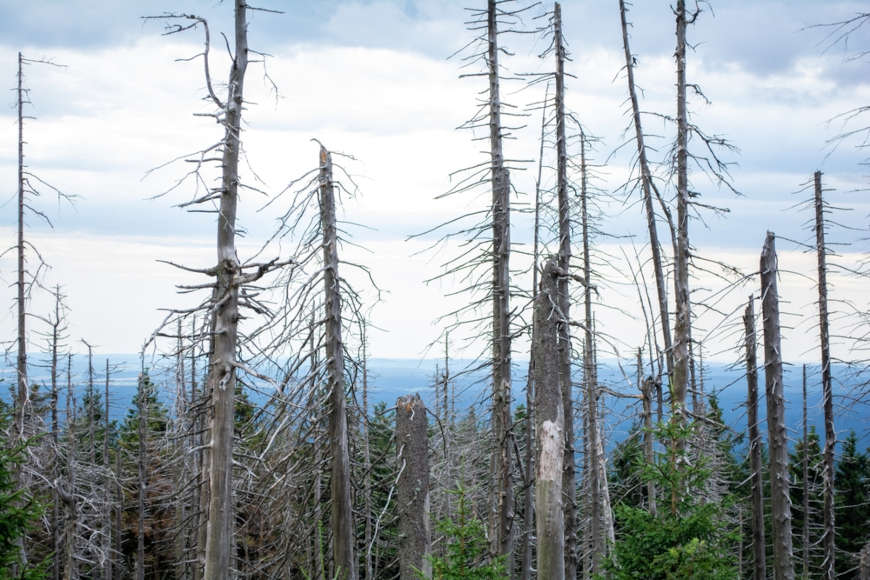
[486,0,514,561]
[534,260,565,580]
[813,170,836,580]
[553,5,576,577]
[203,1,248,576]
[641,377,656,517]
[744,296,766,580]
[618,0,674,385]
[15,51,28,447]
[672,0,691,433]
[319,146,357,580]
[760,232,795,580]
[396,394,431,580]
[137,375,147,580]
[802,364,810,579]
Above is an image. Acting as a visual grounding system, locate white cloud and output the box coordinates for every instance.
[0,2,865,367]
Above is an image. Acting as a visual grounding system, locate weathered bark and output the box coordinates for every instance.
[15,51,28,449]
[137,374,147,580]
[520,79,548,580]
[618,0,674,385]
[396,394,431,580]
[578,126,609,573]
[553,6,576,576]
[672,0,691,434]
[486,0,515,560]
[802,364,809,579]
[641,377,656,517]
[203,2,248,576]
[760,232,795,580]
[104,359,112,580]
[363,330,373,580]
[744,296,766,580]
[813,170,836,580]
[50,288,61,580]
[64,354,78,580]
[860,541,870,580]
[319,146,357,580]
[534,260,565,580]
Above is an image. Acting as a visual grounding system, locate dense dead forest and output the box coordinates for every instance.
[2,1,870,579]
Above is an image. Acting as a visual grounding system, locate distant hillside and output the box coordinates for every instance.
[3,355,868,452]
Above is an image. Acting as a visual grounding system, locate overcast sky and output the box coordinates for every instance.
[0,0,867,367]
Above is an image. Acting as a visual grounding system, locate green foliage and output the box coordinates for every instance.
[790,424,824,574]
[835,431,870,574]
[603,418,739,579]
[422,484,507,580]
[0,420,48,579]
[609,423,645,510]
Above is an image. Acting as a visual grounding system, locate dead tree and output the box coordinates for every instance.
[202,3,248,574]
[15,51,28,446]
[672,0,692,442]
[618,0,674,386]
[396,394,431,580]
[520,79,548,580]
[64,353,78,580]
[319,146,357,580]
[813,170,836,580]
[136,372,148,580]
[641,376,656,517]
[486,0,515,559]
[551,6,577,576]
[533,260,564,580]
[103,359,112,580]
[760,232,795,580]
[42,286,68,580]
[802,364,810,580]
[362,328,374,580]
[744,295,766,580]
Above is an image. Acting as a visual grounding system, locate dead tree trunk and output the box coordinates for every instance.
[203,2,248,576]
[813,170,836,580]
[534,260,565,580]
[553,6,576,576]
[618,0,674,385]
[760,232,795,580]
[137,374,147,580]
[363,329,373,580]
[802,364,809,580]
[860,542,870,580]
[641,377,656,517]
[578,127,608,573]
[84,342,95,467]
[486,0,514,560]
[104,359,112,580]
[672,0,691,437]
[64,354,78,580]
[520,79,548,580]
[50,288,62,580]
[15,51,28,448]
[319,146,357,580]
[744,296,766,580]
[396,394,431,580]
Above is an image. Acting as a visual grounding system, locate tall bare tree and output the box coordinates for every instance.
[618,0,674,386]
[319,145,357,580]
[812,170,836,580]
[760,232,795,580]
[486,0,515,559]
[551,5,578,576]
[744,296,766,580]
[533,259,565,580]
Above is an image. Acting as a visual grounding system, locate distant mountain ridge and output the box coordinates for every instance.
[3,355,868,451]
